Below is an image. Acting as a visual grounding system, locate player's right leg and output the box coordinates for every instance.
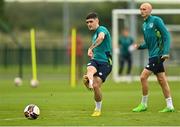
[118,58,125,75]
[127,55,132,75]
[132,69,151,112]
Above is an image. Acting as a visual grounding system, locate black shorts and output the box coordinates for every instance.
[87,59,112,82]
[145,56,165,74]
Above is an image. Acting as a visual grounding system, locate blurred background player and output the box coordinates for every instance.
[83,12,112,117]
[132,2,175,112]
[118,28,134,77]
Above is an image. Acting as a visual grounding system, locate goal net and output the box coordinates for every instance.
[112,9,180,82]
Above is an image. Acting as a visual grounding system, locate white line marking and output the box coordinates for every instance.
[0,117,25,121]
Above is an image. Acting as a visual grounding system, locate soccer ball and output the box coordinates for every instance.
[24,104,40,120]
[14,77,22,86]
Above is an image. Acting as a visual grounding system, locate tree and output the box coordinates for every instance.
[0,0,5,20]
[0,0,11,33]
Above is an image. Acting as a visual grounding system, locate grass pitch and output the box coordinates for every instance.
[0,66,180,126]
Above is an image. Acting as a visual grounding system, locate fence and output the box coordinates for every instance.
[0,46,180,74]
[0,46,88,67]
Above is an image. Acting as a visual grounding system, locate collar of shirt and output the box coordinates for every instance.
[144,15,152,22]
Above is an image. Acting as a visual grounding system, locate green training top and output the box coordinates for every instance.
[119,35,134,57]
[92,26,112,63]
[138,15,171,58]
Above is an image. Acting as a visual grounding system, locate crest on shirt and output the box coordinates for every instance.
[149,23,154,28]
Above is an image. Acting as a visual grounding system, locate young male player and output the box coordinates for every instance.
[132,3,175,112]
[83,12,112,116]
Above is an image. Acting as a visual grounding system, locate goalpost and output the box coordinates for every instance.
[112,9,180,82]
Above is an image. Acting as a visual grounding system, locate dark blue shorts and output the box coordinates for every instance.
[87,59,112,82]
[145,56,165,74]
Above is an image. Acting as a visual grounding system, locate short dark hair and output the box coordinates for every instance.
[86,12,98,20]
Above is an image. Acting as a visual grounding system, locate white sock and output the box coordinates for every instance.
[166,97,174,109]
[141,95,148,107]
[95,101,102,111]
[89,79,93,88]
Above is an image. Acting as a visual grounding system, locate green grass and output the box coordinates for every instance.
[0,65,180,126]
[0,77,180,126]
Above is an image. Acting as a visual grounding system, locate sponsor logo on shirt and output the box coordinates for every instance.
[99,72,103,76]
[87,63,91,66]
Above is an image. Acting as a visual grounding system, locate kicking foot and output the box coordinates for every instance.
[83,75,93,91]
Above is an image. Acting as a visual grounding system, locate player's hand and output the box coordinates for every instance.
[88,48,93,59]
[161,55,169,61]
[133,44,139,49]
[128,44,136,52]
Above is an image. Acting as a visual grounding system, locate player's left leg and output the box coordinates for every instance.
[156,72,175,112]
[91,76,102,117]
[127,55,132,75]
[90,60,112,116]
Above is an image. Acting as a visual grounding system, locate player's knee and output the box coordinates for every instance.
[87,66,97,73]
[93,84,98,89]
[93,82,101,89]
[157,76,165,84]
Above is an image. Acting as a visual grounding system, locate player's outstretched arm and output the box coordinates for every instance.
[89,32,105,50]
[88,32,105,58]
